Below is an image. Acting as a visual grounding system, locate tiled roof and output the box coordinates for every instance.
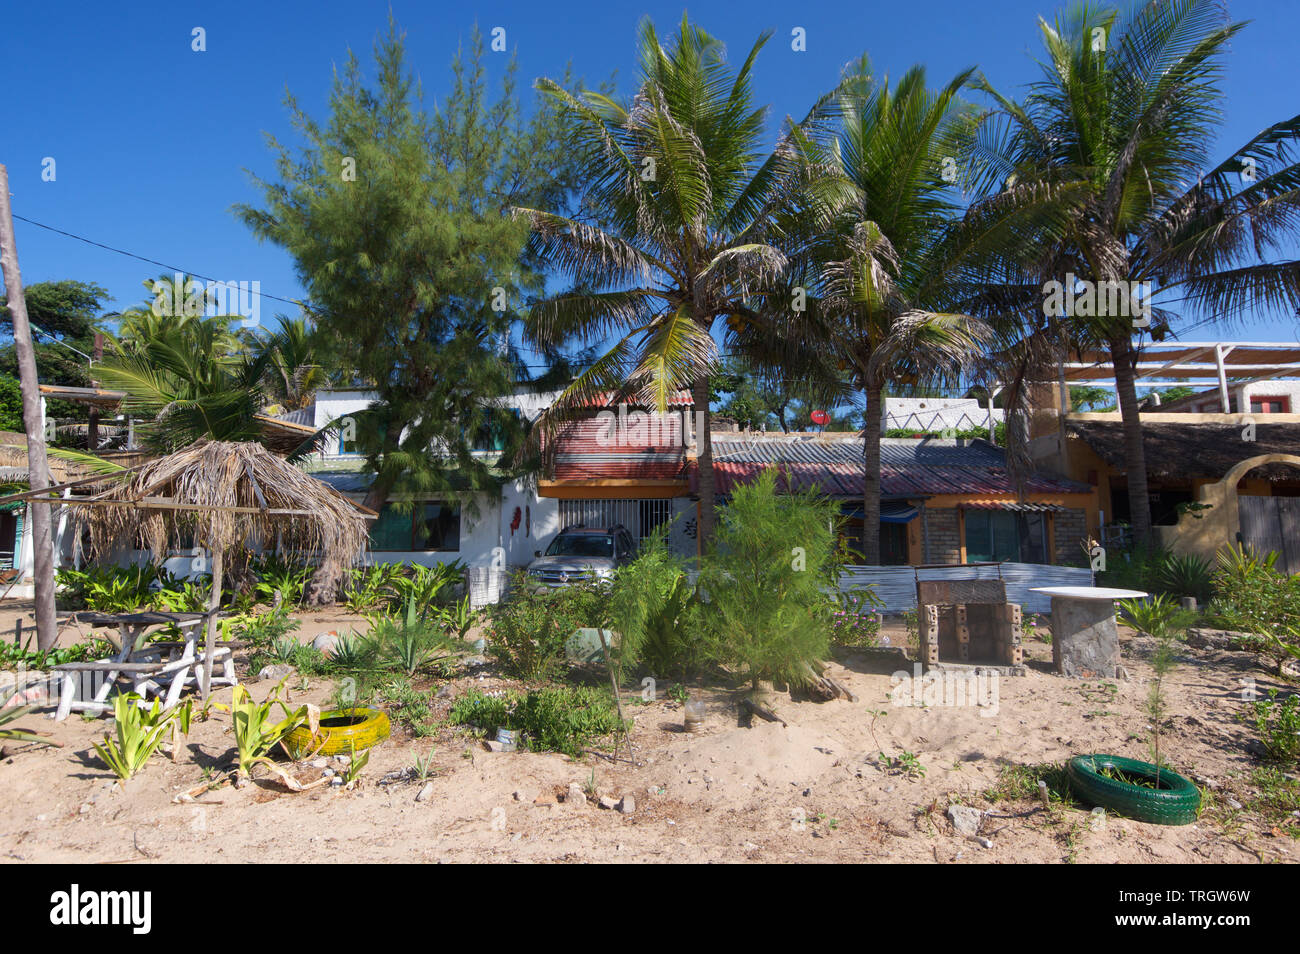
[698,437,1091,498]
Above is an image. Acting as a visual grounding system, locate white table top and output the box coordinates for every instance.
[1030,586,1148,600]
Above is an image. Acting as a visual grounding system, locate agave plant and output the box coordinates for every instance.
[0,692,58,746]
[216,679,318,778]
[92,693,181,783]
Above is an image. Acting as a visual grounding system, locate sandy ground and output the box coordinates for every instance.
[0,603,1296,864]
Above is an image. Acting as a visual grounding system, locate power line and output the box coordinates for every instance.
[10,214,305,309]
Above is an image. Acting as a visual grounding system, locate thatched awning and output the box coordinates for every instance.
[73,440,371,578]
[1067,420,1300,482]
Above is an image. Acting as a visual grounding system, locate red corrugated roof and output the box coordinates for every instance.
[696,459,1086,498]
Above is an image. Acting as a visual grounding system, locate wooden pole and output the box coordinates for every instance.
[201,546,222,700]
[0,164,58,651]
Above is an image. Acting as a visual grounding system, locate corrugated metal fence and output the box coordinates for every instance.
[838,562,1093,614]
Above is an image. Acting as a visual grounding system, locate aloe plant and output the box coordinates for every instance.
[0,692,55,745]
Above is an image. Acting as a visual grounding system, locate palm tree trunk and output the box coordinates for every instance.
[861,382,883,565]
[693,376,716,548]
[1109,333,1153,548]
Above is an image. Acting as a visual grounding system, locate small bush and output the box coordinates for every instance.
[486,575,608,680]
[829,589,884,647]
[1243,690,1300,765]
[449,686,626,758]
[608,530,704,679]
[696,469,838,689]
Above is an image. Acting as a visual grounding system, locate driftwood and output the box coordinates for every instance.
[801,661,859,702]
[740,693,787,727]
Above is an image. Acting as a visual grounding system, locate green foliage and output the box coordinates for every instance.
[343,564,399,613]
[231,609,300,650]
[56,565,160,613]
[1119,595,1193,780]
[92,693,180,783]
[0,280,109,427]
[695,469,837,688]
[0,374,22,431]
[216,679,315,777]
[378,677,439,737]
[367,605,463,677]
[251,553,314,607]
[1208,545,1300,668]
[0,638,112,670]
[608,529,703,679]
[0,692,51,745]
[830,588,885,647]
[238,20,581,504]
[150,579,211,613]
[386,562,464,615]
[1242,691,1300,765]
[449,686,626,758]
[486,574,608,680]
[1158,553,1214,606]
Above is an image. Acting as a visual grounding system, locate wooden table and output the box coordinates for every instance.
[52,611,236,720]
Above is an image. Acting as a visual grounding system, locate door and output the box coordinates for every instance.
[1239,496,1300,574]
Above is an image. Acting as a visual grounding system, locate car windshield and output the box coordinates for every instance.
[545,533,613,558]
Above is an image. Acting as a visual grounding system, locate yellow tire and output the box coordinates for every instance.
[285,707,390,759]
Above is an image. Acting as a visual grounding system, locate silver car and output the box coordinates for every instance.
[526,526,638,588]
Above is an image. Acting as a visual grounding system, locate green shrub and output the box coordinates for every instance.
[830,589,884,647]
[486,575,608,680]
[449,686,626,758]
[1243,690,1300,765]
[608,530,704,679]
[251,553,314,607]
[1208,545,1300,669]
[387,561,465,613]
[695,469,838,689]
[367,597,462,676]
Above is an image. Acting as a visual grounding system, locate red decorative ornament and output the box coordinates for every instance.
[810,409,829,425]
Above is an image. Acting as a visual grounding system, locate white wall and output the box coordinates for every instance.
[884,397,1003,433]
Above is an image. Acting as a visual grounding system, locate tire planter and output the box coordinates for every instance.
[1065,754,1201,826]
[284,707,390,759]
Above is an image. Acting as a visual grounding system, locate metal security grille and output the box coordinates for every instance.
[559,498,672,540]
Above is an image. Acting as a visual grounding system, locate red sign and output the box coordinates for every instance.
[810,410,829,425]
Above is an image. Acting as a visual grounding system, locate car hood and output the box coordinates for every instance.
[527,555,617,573]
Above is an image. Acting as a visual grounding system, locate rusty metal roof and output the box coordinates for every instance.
[699,437,1090,498]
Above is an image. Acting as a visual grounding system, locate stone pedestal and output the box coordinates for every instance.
[1051,596,1119,678]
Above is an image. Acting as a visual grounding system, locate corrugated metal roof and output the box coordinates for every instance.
[701,437,1090,497]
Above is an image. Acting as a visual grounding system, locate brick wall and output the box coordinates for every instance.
[1054,508,1088,565]
[924,507,962,564]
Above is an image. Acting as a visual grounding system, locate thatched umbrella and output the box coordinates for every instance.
[74,440,370,697]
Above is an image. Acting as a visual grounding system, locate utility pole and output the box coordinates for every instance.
[0,165,58,650]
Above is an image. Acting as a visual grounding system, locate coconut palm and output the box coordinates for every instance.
[769,62,992,564]
[515,14,834,545]
[259,315,330,412]
[965,0,1300,546]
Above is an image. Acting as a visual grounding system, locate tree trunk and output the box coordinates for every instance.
[1109,333,1153,548]
[693,376,715,548]
[201,545,223,700]
[861,382,883,565]
[0,165,58,650]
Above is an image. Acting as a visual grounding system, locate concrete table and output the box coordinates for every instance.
[1030,586,1147,678]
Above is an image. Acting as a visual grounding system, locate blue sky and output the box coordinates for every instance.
[4,0,1299,354]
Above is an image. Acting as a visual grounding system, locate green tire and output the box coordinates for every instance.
[1066,754,1201,826]
[284,707,390,759]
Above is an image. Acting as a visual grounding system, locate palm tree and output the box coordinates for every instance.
[515,14,828,545]
[966,1,1300,546]
[258,315,330,412]
[772,62,992,564]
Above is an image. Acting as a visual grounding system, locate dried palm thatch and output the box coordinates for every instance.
[72,440,370,697]
[74,440,367,575]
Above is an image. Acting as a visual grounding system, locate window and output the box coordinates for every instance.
[964,510,1047,564]
[368,501,461,552]
[1249,396,1290,414]
[558,498,671,541]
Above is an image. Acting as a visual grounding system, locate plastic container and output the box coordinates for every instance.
[683,699,705,733]
[496,727,519,752]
